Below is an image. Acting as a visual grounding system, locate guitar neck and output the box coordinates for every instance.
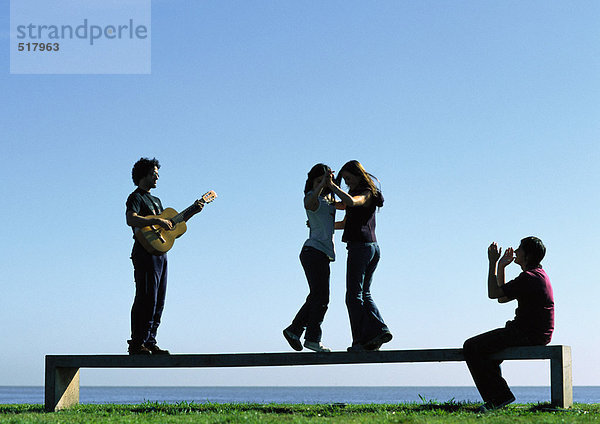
[173,201,203,224]
[170,191,215,224]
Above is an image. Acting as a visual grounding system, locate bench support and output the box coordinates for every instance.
[550,345,572,408]
[45,358,80,412]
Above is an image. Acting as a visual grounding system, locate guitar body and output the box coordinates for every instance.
[133,190,217,255]
[135,208,187,255]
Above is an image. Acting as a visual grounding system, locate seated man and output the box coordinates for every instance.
[463,236,554,411]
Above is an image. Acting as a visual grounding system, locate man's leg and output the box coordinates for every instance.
[463,327,532,405]
[129,248,159,353]
[146,254,167,348]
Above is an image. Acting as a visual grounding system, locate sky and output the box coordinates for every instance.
[1,1,599,393]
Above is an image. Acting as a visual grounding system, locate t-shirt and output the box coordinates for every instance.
[341,188,383,243]
[501,267,554,344]
[303,193,336,261]
[126,188,164,236]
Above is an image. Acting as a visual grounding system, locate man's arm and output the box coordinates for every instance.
[126,210,173,230]
[487,242,513,302]
[184,200,205,221]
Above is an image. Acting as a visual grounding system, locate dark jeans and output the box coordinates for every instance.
[345,242,388,346]
[288,246,331,342]
[463,325,536,404]
[129,245,168,347]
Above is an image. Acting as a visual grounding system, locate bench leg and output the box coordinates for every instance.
[550,346,573,408]
[45,363,80,412]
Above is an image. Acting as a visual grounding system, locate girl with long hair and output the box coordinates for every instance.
[283,163,341,352]
[327,160,392,351]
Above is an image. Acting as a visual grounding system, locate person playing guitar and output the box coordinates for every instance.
[125,157,204,355]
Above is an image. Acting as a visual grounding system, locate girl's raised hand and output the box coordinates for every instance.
[325,170,334,184]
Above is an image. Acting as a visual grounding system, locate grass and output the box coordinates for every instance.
[1,402,599,423]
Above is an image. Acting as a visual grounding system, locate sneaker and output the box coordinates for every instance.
[128,344,151,355]
[145,344,170,355]
[363,331,393,350]
[346,344,367,352]
[304,341,331,352]
[476,403,492,413]
[477,394,516,412]
[365,344,381,351]
[283,328,303,351]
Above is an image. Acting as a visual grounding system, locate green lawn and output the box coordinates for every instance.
[1,402,599,423]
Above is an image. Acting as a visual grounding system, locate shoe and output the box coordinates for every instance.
[346,344,367,352]
[304,341,331,352]
[145,344,170,355]
[476,394,516,412]
[363,331,393,350]
[283,328,303,351]
[128,344,151,355]
[476,403,491,413]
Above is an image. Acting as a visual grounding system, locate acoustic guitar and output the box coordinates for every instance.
[135,190,217,255]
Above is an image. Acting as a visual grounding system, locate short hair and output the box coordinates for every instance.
[520,236,546,266]
[132,157,160,186]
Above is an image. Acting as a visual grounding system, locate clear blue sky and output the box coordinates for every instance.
[2,1,599,390]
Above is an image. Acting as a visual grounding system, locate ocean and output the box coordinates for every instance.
[1,386,600,405]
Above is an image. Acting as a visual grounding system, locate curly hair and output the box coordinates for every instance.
[131,157,160,186]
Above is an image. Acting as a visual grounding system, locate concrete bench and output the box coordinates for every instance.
[45,345,572,411]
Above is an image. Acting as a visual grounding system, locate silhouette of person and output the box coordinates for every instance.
[125,157,202,355]
[284,164,343,352]
[327,160,392,351]
[463,237,554,411]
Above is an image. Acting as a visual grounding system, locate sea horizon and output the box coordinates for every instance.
[2,386,600,405]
